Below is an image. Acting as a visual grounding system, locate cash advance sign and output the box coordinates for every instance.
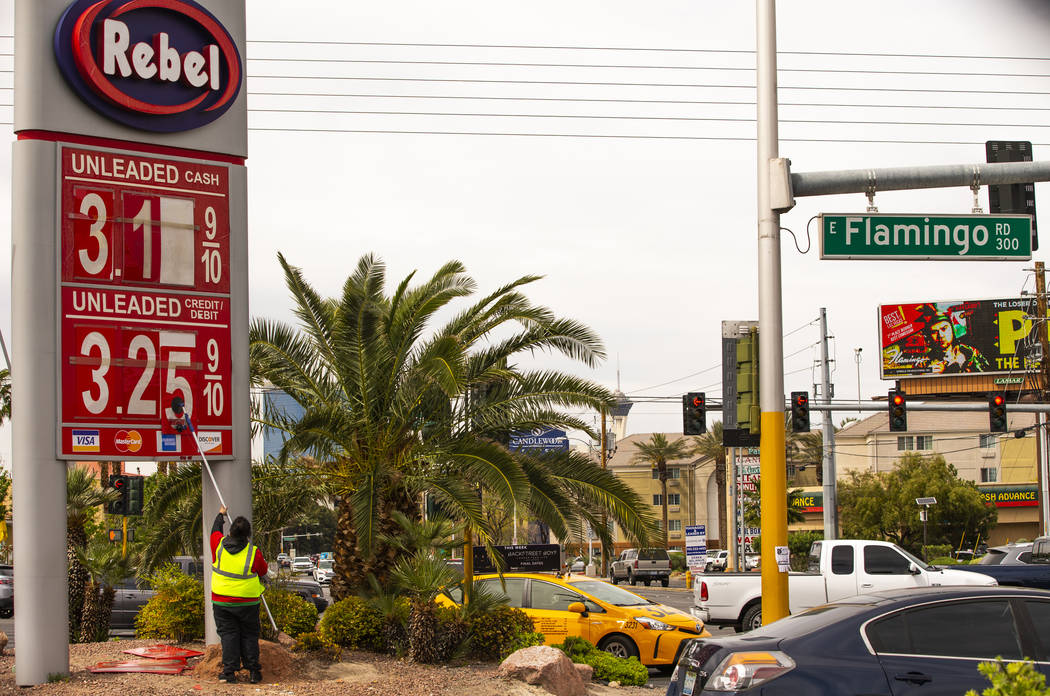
[54,0,242,132]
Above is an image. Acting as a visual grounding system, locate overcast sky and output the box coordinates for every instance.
[2,0,1050,465]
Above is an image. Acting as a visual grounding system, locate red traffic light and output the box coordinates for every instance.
[795,394,808,406]
[692,395,704,408]
[892,394,904,406]
[113,478,125,489]
[992,395,1005,407]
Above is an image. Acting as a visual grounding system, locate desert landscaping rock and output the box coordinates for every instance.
[497,645,587,696]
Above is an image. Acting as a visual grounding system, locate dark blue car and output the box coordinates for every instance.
[667,586,1050,695]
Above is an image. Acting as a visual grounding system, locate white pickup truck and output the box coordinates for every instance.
[692,539,997,632]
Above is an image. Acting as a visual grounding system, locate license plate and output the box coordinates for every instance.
[683,670,697,696]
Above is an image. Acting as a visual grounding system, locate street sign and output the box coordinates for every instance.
[916,497,938,505]
[820,213,1032,260]
[58,146,234,460]
[685,524,708,569]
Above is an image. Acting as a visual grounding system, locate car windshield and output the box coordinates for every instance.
[569,580,656,606]
[896,546,931,570]
[319,560,333,570]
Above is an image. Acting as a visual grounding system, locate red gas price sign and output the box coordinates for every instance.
[59,146,233,460]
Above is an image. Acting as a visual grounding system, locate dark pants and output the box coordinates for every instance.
[213,602,261,676]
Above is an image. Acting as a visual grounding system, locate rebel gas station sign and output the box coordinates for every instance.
[13,1,247,679]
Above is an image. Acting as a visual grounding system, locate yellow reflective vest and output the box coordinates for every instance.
[211,537,264,600]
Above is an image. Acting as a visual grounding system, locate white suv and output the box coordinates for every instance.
[705,550,729,572]
[291,556,313,574]
[313,558,334,585]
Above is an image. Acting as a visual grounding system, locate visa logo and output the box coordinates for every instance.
[72,429,100,452]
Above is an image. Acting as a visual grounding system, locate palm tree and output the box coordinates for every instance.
[66,466,119,643]
[692,422,728,551]
[77,539,131,642]
[250,253,656,598]
[631,434,692,548]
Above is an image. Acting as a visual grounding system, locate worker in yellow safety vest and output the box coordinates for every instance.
[210,504,268,684]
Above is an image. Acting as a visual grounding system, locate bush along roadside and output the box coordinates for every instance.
[134,564,205,642]
[554,636,649,687]
[261,587,318,639]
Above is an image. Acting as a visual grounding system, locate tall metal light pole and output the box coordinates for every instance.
[756,0,790,624]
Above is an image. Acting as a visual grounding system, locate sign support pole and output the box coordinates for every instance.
[819,308,838,540]
[757,0,789,624]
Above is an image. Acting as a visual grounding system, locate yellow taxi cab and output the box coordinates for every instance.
[439,572,710,666]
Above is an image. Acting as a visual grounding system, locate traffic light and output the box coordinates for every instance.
[107,474,128,515]
[989,394,1008,433]
[888,390,908,432]
[108,529,123,543]
[791,391,810,433]
[736,329,760,435]
[126,475,144,516]
[683,392,707,435]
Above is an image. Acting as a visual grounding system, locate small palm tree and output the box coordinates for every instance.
[632,434,692,548]
[77,539,132,642]
[692,422,727,550]
[390,551,459,663]
[67,467,119,643]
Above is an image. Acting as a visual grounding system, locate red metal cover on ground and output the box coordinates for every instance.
[123,644,205,659]
[89,658,188,674]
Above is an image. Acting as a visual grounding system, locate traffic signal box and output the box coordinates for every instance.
[888,390,908,432]
[989,394,1008,433]
[107,474,128,515]
[126,475,144,516]
[683,392,707,435]
[791,391,810,433]
[736,329,760,435]
[107,474,144,516]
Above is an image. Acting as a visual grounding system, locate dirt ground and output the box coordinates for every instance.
[0,638,660,695]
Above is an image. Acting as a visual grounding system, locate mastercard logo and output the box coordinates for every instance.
[114,429,143,453]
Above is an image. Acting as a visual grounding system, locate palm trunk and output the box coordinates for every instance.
[331,486,418,600]
[79,582,114,643]
[659,462,669,549]
[67,526,88,643]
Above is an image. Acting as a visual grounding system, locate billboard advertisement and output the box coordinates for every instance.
[509,427,570,453]
[879,298,1038,379]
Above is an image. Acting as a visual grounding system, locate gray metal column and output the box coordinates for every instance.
[818,308,838,539]
[12,139,69,683]
[202,164,251,645]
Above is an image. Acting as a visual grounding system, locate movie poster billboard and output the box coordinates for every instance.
[879,297,1038,379]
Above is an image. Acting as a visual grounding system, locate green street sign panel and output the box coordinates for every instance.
[820,213,1032,260]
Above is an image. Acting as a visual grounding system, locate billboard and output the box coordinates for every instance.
[509,427,570,453]
[879,298,1038,379]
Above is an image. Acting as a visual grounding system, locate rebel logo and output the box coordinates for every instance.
[114,429,143,453]
[54,0,242,133]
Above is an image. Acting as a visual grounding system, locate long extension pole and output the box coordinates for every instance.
[174,400,279,634]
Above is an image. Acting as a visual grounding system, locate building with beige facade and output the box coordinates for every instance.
[788,410,1039,545]
[601,433,721,554]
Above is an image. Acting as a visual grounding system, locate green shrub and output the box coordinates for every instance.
[468,606,542,661]
[554,636,648,687]
[319,596,385,651]
[668,552,686,572]
[261,588,318,639]
[923,544,953,560]
[134,564,204,641]
[294,630,342,661]
[506,631,546,655]
[966,658,1050,696]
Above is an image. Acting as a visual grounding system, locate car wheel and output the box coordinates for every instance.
[598,634,639,661]
[742,603,762,632]
[0,605,11,619]
[628,571,636,586]
[609,571,618,585]
[704,563,711,572]
[661,577,669,587]
[643,579,651,586]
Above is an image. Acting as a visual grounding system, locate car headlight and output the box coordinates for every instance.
[707,651,795,691]
[636,616,675,631]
